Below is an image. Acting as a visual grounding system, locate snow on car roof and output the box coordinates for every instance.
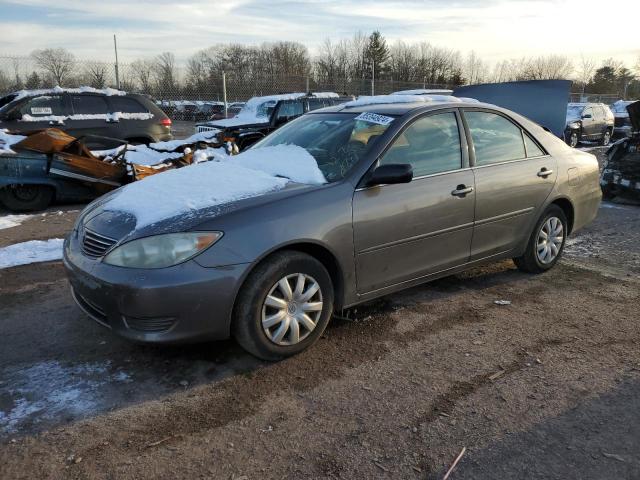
[11,86,127,102]
[344,94,479,108]
[103,144,327,229]
[391,89,453,95]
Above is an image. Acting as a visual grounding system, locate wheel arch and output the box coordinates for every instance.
[549,197,575,234]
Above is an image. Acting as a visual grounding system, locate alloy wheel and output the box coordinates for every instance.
[569,132,578,148]
[261,273,323,346]
[536,216,564,264]
[603,131,611,146]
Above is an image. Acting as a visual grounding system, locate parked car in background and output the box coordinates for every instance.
[210,102,245,121]
[65,95,600,360]
[610,100,636,138]
[564,102,614,147]
[0,87,172,145]
[195,92,352,150]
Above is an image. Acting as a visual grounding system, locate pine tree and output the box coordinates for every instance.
[364,31,389,79]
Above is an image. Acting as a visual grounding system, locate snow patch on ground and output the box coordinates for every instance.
[104,145,325,229]
[0,239,64,269]
[0,360,131,434]
[0,213,35,230]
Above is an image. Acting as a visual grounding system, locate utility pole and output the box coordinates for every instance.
[113,34,120,90]
[222,71,227,118]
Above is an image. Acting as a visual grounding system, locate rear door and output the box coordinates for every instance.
[352,110,475,294]
[66,94,111,138]
[107,96,153,140]
[462,109,557,260]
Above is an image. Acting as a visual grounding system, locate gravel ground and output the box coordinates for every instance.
[2,146,640,479]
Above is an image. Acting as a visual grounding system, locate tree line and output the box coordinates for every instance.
[1,31,639,99]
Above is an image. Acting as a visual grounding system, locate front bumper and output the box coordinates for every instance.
[63,234,250,344]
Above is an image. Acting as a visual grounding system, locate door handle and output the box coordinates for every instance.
[451,185,473,197]
[537,168,553,178]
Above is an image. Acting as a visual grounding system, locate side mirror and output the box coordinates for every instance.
[582,113,592,119]
[366,163,413,187]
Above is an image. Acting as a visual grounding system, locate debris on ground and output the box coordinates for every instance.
[494,300,512,305]
[443,446,467,480]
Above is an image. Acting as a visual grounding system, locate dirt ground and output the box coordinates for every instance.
[1,146,640,479]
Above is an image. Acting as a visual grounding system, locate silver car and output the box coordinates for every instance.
[64,97,601,360]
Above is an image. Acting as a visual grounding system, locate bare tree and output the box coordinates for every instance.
[153,52,177,96]
[576,55,596,93]
[130,59,155,93]
[30,48,75,86]
[84,62,108,88]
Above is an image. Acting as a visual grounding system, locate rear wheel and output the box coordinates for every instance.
[232,251,334,360]
[513,205,567,274]
[0,185,54,212]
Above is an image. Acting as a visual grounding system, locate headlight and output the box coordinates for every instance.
[103,232,222,268]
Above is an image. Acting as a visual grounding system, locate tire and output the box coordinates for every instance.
[601,129,612,146]
[566,130,579,148]
[0,185,54,212]
[232,251,334,360]
[513,205,568,274]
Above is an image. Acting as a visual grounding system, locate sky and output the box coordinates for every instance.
[0,0,638,67]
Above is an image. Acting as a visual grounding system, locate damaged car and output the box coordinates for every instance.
[195,92,352,150]
[600,101,640,199]
[564,102,614,148]
[65,94,601,360]
[610,100,636,138]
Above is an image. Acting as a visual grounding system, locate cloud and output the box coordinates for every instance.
[0,0,638,66]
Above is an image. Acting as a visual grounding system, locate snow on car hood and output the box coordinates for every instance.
[103,144,327,229]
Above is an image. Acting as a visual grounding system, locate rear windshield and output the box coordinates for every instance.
[252,112,395,182]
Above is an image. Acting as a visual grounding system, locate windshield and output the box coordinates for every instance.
[566,105,583,120]
[252,112,395,182]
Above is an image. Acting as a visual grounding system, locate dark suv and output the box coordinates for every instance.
[0,88,172,145]
[195,93,351,150]
[564,102,614,147]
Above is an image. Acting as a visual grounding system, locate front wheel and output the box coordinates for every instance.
[0,185,54,212]
[601,129,612,146]
[513,205,568,274]
[232,251,334,360]
[566,130,579,148]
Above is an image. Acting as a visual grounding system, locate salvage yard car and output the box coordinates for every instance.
[564,102,614,147]
[610,100,636,138]
[0,87,173,145]
[64,94,601,361]
[195,92,352,150]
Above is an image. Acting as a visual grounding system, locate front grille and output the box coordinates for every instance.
[124,315,176,333]
[196,125,217,133]
[82,228,117,258]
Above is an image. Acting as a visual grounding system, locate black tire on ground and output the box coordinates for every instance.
[601,129,612,146]
[566,130,579,148]
[232,250,334,361]
[513,204,568,274]
[0,185,54,212]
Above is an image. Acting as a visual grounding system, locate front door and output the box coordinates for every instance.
[353,110,475,294]
[462,109,557,260]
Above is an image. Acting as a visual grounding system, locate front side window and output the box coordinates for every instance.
[71,95,109,115]
[253,112,395,182]
[18,95,66,118]
[465,111,526,165]
[380,112,462,177]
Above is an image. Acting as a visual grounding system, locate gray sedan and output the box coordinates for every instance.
[64,97,601,360]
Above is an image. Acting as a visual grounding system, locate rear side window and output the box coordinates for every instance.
[307,98,330,111]
[71,95,109,115]
[381,112,462,177]
[465,111,526,165]
[110,97,148,113]
[18,95,66,117]
[276,101,304,119]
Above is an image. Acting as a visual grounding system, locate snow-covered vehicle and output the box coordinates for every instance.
[564,102,614,148]
[392,89,453,96]
[610,100,636,138]
[0,87,172,146]
[195,92,352,150]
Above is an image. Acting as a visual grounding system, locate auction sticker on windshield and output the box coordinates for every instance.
[355,112,395,126]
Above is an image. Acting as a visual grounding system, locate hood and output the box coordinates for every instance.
[204,115,269,129]
[627,101,640,133]
[80,144,327,241]
[454,80,572,138]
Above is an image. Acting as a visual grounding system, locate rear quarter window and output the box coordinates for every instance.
[110,97,149,113]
